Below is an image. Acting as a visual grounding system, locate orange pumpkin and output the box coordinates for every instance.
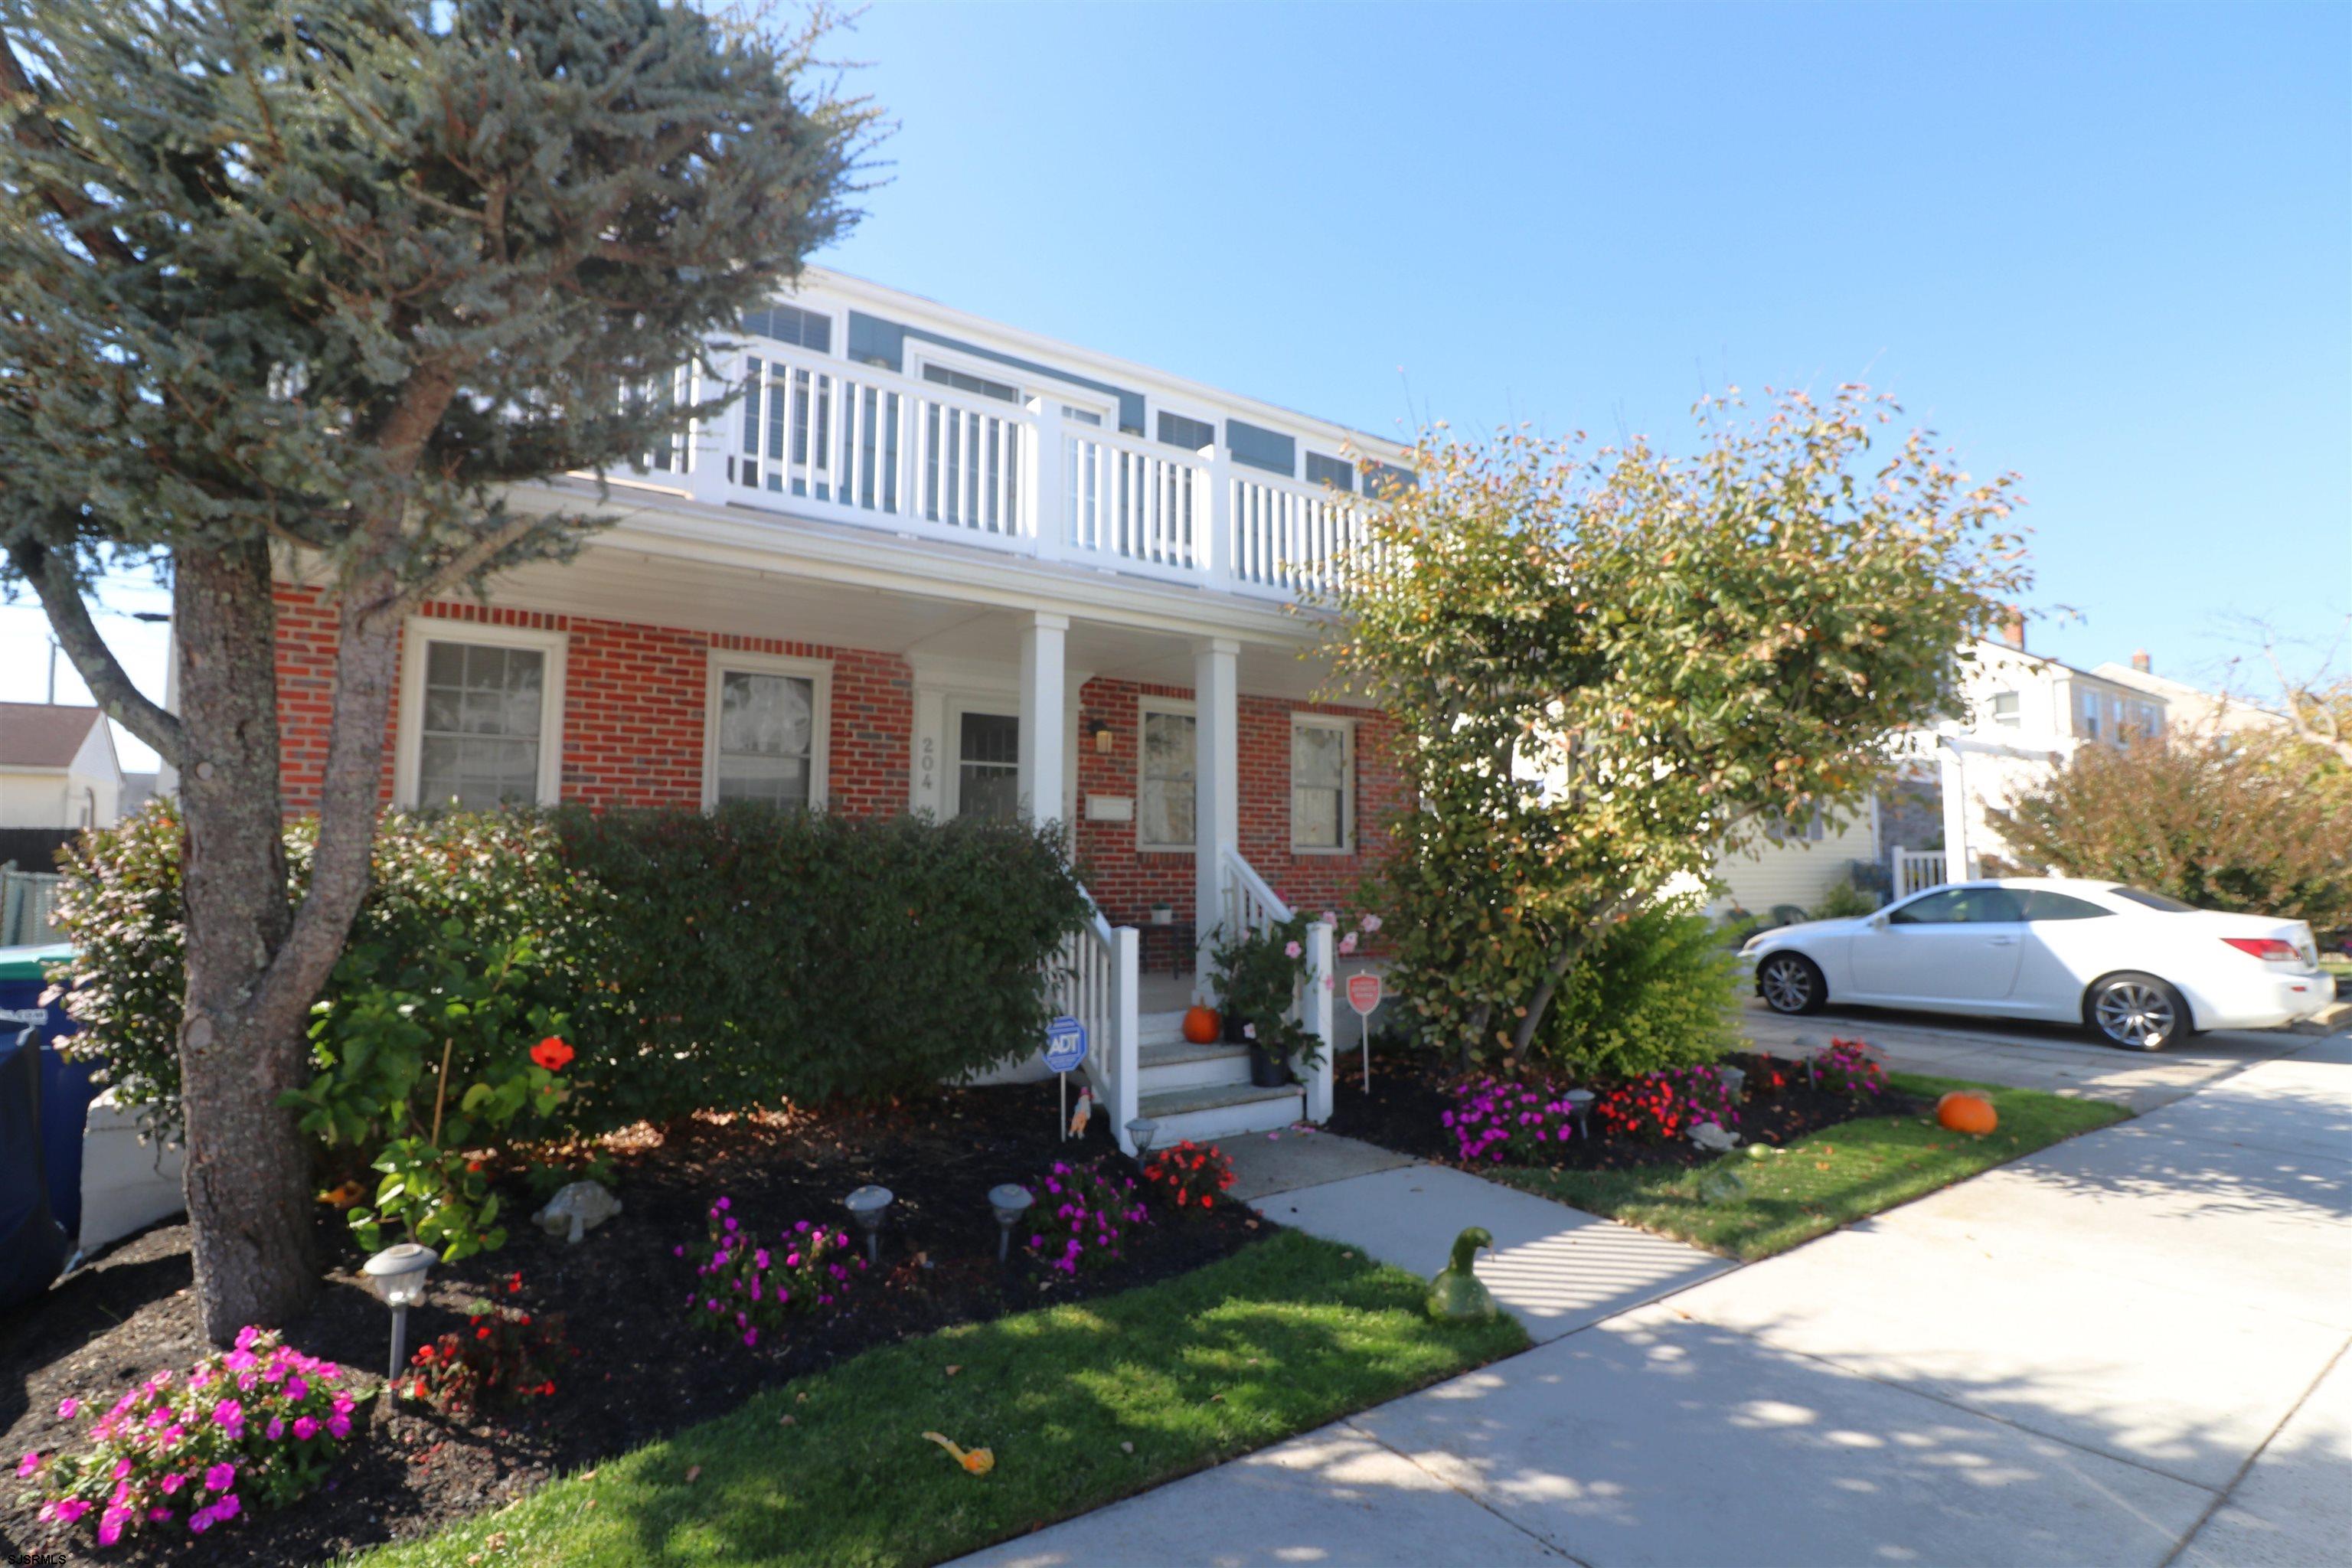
[1181,1004,1222,1046]
[1936,1090,1999,1135]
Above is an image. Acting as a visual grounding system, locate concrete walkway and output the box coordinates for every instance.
[958,1032,2351,1568]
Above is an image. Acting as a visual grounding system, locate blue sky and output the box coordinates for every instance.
[8,1,2346,767]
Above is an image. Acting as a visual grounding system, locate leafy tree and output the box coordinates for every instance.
[0,0,876,1340]
[1323,389,2027,1072]
[1987,731,2352,930]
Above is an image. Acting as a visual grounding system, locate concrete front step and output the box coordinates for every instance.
[1136,1080,1305,1143]
[1138,1038,1253,1093]
[1138,1009,1191,1048]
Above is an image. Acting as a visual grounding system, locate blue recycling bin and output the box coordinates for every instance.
[0,942,96,1243]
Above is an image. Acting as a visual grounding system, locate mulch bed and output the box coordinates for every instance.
[1327,1048,1927,1172]
[0,1080,1260,1566]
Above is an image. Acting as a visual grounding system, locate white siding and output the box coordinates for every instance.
[1710,811,1879,916]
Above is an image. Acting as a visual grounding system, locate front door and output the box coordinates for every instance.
[952,710,1020,822]
[1848,885,2027,1004]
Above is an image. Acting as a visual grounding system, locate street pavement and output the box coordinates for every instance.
[955,1019,2351,1568]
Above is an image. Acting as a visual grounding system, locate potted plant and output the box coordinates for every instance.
[1148,900,1174,926]
[1205,916,1321,1086]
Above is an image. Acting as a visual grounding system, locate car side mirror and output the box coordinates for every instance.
[1868,913,1890,930]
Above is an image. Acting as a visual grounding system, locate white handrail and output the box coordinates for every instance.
[1216,848,1334,1125]
[1057,885,1142,1156]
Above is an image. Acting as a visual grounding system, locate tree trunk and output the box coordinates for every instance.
[173,539,315,1340]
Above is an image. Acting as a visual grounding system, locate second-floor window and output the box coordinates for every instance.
[922,362,1021,403]
[2077,688,2102,740]
[1991,691,2020,728]
[1305,452,1355,492]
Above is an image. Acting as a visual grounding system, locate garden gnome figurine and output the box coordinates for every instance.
[534,1179,622,1244]
[1067,1086,1093,1140]
[1427,1226,1500,1322]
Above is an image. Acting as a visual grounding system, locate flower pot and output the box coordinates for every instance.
[1247,1042,1289,1088]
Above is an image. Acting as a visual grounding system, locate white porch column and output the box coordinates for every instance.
[1018,612,1069,825]
[1194,637,1241,988]
[1937,738,1971,884]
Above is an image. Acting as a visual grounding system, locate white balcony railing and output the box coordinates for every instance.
[619,341,1383,604]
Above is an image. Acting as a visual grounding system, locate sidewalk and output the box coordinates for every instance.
[956,1034,2351,1568]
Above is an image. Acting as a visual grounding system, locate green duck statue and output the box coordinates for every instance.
[1427,1226,1499,1322]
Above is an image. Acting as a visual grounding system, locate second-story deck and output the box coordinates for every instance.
[600,270,1407,608]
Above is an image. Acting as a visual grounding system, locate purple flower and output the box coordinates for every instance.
[98,1507,129,1546]
[160,1472,185,1494]
[52,1498,89,1524]
[56,1397,79,1419]
[188,1507,214,1535]
[266,1416,286,1440]
[327,1413,351,1439]
[293,1416,319,1440]
[204,1462,236,1492]
[284,1374,309,1402]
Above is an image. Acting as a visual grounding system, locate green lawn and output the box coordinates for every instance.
[354,1231,1527,1568]
[1491,1073,2125,1260]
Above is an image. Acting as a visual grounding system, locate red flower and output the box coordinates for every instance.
[530,1037,574,1072]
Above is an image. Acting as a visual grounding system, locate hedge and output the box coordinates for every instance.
[51,803,1090,1140]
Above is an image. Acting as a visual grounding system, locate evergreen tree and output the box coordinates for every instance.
[0,0,876,1341]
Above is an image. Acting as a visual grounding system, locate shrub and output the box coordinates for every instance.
[52,804,1091,1144]
[1530,900,1740,1079]
[18,1329,365,1544]
[1142,1140,1236,1211]
[1988,730,2352,929]
[1810,1038,1886,1096]
[1812,877,1880,920]
[678,1197,868,1346]
[1594,1064,1740,1143]
[1440,1076,1583,1163]
[405,1276,570,1415]
[1026,1158,1150,1275]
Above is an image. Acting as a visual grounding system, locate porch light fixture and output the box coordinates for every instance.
[1125,1118,1160,1160]
[1087,716,1114,753]
[360,1242,439,1380]
[988,1184,1033,1263]
[1563,1089,1595,1140]
[844,1184,893,1264]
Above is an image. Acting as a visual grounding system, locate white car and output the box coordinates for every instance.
[1741,877,2335,1050]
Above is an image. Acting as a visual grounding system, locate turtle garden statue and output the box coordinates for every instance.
[534,1179,622,1243]
[1427,1226,1499,1322]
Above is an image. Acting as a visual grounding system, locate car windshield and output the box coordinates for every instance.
[2109,886,2197,913]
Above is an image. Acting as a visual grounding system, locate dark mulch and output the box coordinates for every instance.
[1327,1048,1928,1172]
[0,1080,1261,1566]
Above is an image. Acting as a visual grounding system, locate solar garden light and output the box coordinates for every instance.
[360,1242,439,1379]
[1125,1117,1160,1161]
[988,1183,1033,1263]
[1718,1067,1747,1101]
[844,1184,893,1264]
[1563,1089,1596,1139]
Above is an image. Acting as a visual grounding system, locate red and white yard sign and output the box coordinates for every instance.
[1344,972,1382,1087]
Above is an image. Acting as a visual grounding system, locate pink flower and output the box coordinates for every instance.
[98,1506,129,1545]
[1338,932,1358,955]
[743,1329,758,1347]
[56,1397,79,1419]
[215,1491,241,1520]
[327,1414,351,1439]
[204,1462,236,1491]
[284,1374,309,1402]
[1360,913,1382,933]
[15,1451,38,1478]
[159,1472,185,1494]
[1284,940,1302,959]
[1243,1022,1256,1040]
[266,1417,286,1440]
[112,1455,132,1479]
[211,1397,243,1432]
[1321,909,1338,925]
[149,1507,172,1523]
[235,1326,260,1351]
[52,1498,88,1524]
[292,1416,319,1440]
[188,1508,214,1535]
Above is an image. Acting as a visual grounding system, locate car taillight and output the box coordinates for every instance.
[2221,937,2302,965]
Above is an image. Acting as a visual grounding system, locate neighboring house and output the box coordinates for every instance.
[118,770,158,817]
[0,702,124,830]
[270,269,1410,1148]
[2093,652,2287,740]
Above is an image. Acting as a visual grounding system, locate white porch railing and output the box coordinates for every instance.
[1890,846,1946,900]
[1056,893,1142,1156]
[1217,848,1335,1123]
[617,340,1381,605]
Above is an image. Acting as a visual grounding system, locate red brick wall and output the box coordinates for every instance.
[274,586,1398,928]
[272,584,913,817]
[1071,676,1401,931]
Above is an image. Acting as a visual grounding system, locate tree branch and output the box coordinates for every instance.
[6,538,187,765]
[0,34,139,269]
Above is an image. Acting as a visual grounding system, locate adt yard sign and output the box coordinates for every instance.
[1344,973,1383,1089]
[1044,1016,1088,1073]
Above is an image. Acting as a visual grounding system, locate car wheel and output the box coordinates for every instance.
[1757,952,1827,1015]
[2086,972,2190,1051]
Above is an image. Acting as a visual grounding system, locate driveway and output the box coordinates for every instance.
[1740,995,2314,1112]
[957,1030,2352,1568]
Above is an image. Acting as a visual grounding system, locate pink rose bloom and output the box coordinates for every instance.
[56,1397,79,1419]
[292,1416,319,1440]
[204,1462,236,1492]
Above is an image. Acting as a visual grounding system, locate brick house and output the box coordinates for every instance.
[270,270,1411,1148]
